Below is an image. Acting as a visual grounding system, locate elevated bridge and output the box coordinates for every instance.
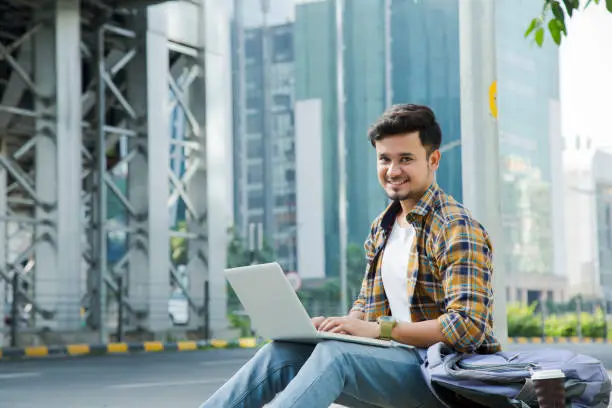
[0,0,232,345]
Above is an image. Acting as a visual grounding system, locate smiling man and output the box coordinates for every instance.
[199,104,500,408]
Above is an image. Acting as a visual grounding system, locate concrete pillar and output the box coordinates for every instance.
[0,143,6,345]
[34,0,82,330]
[459,0,508,346]
[189,0,232,336]
[126,5,171,334]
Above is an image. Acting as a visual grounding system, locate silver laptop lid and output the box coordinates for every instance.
[224,263,316,340]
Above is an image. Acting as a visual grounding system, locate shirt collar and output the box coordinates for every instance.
[380,182,439,231]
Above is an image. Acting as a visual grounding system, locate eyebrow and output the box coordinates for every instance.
[378,153,415,158]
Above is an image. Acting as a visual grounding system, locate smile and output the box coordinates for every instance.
[386,180,408,186]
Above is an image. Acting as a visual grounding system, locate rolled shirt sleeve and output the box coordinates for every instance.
[435,217,494,353]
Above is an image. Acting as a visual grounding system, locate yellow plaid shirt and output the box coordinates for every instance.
[350,182,501,354]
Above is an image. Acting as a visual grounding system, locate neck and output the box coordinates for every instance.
[398,180,434,216]
[398,198,417,217]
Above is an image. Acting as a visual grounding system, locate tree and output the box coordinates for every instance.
[527,0,612,47]
[226,226,275,268]
[295,243,368,315]
[346,243,367,296]
[226,226,275,310]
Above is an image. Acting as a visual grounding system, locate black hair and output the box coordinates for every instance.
[367,104,442,155]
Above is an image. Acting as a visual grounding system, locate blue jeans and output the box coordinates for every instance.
[199,340,446,408]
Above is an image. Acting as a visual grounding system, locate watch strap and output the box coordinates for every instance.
[379,320,395,340]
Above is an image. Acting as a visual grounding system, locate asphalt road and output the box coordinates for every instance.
[0,348,258,408]
[1,343,611,408]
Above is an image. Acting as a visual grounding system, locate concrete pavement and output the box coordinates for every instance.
[1,343,611,408]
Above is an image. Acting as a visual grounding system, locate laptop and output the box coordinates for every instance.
[224,262,393,348]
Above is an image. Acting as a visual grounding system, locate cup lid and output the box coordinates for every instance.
[531,369,565,380]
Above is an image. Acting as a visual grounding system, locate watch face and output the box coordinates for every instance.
[379,316,395,323]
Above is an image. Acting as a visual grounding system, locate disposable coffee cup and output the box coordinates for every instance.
[531,369,566,408]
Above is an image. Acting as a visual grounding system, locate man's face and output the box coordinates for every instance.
[375,132,440,202]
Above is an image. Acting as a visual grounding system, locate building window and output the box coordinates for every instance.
[246,95,262,110]
[246,67,262,84]
[285,169,295,182]
[248,190,264,209]
[246,114,262,134]
[272,31,292,63]
[247,139,263,158]
[247,163,263,184]
[245,34,262,59]
[275,193,296,207]
[273,94,291,110]
[248,215,263,225]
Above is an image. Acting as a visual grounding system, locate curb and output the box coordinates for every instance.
[0,338,265,360]
[508,337,609,344]
[1,337,607,360]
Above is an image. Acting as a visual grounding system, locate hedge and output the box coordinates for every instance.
[507,302,609,338]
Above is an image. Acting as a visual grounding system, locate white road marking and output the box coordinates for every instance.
[107,378,227,390]
[0,372,42,380]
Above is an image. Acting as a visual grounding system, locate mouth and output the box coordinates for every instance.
[386,179,408,187]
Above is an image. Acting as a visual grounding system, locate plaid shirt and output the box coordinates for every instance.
[350,182,501,354]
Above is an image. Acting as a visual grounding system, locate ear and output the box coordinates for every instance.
[429,150,441,170]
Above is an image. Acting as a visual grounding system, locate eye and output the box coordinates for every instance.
[379,157,390,163]
[400,157,412,163]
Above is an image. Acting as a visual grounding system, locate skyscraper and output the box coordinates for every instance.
[294,0,463,278]
[495,0,565,302]
[231,17,298,271]
[390,0,462,201]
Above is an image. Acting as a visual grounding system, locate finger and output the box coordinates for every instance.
[319,318,340,332]
[318,320,332,332]
[311,316,325,329]
[329,324,347,334]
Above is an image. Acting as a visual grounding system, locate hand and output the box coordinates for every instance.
[311,316,326,330]
[318,316,380,339]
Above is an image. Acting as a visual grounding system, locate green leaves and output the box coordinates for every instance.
[525,0,572,47]
[531,0,612,48]
[548,18,564,45]
[525,18,539,38]
[562,0,576,16]
[535,27,545,46]
[552,1,565,23]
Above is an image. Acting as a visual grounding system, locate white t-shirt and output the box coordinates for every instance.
[380,220,414,322]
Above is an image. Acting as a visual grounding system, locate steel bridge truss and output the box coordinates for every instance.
[0,0,229,344]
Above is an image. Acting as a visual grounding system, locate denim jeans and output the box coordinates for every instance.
[199,340,446,408]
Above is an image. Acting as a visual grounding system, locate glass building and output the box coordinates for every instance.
[496,0,562,284]
[294,0,341,276]
[294,0,463,277]
[231,21,298,271]
[390,0,462,202]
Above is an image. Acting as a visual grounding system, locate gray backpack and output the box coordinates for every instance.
[420,342,611,408]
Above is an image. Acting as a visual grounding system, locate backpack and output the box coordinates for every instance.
[420,342,611,408]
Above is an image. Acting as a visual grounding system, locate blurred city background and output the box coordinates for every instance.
[1,0,612,348]
[2,0,612,406]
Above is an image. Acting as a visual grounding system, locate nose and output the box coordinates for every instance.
[387,163,401,178]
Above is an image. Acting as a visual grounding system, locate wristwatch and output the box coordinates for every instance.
[377,316,397,340]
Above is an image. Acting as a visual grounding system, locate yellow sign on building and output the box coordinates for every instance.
[489,80,498,119]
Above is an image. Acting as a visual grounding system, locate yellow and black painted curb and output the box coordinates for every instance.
[0,337,266,360]
[1,337,607,360]
[508,337,609,344]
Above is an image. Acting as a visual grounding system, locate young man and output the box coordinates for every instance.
[200,104,500,408]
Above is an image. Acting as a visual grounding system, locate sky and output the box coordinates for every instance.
[560,2,612,148]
